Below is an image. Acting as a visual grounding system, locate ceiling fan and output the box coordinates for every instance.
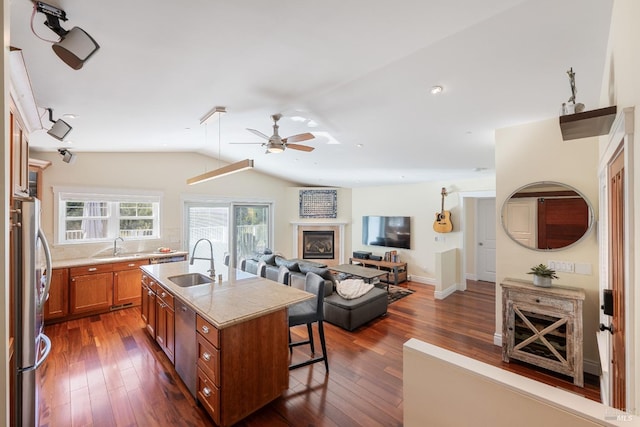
[232,114,315,153]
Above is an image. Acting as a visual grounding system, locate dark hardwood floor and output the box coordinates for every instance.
[38,281,599,426]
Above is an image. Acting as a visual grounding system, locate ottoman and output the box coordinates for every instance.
[324,287,388,331]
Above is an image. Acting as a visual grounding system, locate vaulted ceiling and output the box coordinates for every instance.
[10,0,613,187]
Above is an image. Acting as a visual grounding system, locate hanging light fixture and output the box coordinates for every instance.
[187,107,254,185]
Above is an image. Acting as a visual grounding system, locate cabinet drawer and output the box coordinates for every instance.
[197,368,220,426]
[197,333,220,386]
[156,286,174,309]
[509,291,574,312]
[196,315,219,348]
[142,275,156,293]
[112,259,148,271]
[70,263,113,276]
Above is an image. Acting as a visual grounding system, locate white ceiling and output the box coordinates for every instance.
[10,0,613,188]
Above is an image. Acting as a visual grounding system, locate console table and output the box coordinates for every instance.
[348,258,407,286]
[501,278,584,387]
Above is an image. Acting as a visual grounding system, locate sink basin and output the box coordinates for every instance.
[168,273,213,287]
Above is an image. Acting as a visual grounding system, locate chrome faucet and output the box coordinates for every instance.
[113,237,125,256]
[190,238,215,276]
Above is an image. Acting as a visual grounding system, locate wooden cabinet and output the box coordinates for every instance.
[501,278,585,387]
[196,310,289,426]
[27,158,51,199]
[155,284,175,363]
[70,264,114,315]
[349,258,408,285]
[44,268,69,321]
[141,273,156,337]
[10,109,30,198]
[113,259,147,307]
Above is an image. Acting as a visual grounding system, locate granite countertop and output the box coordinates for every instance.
[141,260,313,330]
[52,251,189,269]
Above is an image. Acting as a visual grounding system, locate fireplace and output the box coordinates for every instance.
[302,230,335,259]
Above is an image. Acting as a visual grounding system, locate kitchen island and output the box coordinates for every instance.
[140,260,313,426]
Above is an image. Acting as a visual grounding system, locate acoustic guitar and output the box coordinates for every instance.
[433,187,453,233]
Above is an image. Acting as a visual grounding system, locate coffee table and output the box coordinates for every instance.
[330,264,389,291]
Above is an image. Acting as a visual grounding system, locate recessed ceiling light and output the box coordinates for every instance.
[430,85,443,95]
[356,143,363,148]
[307,120,318,128]
[290,116,307,122]
[62,113,78,119]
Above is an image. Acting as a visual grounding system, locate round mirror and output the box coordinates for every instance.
[501,181,594,251]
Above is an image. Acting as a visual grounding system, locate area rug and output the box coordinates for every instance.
[386,284,415,304]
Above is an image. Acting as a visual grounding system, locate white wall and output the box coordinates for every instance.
[351,177,495,284]
[495,117,600,370]
[598,0,640,413]
[32,151,300,260]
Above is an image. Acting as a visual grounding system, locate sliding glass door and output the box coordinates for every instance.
[184,201,272,268]
[233,204,271,266]
[185,203,229,267]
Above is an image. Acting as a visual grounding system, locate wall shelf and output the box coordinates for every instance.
[559,105,617,141]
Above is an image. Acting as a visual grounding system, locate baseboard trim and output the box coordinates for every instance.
[409,275,435,286]
[434,284,457,300]
[494,332,502,347]
[583,358,600,376]
[465,273,478,281]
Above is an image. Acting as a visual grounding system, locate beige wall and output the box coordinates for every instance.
[32,151,300,260]
[599,0,640,413]
[495,117,600,369]
[351,178,495,284]
[404,339,625,427]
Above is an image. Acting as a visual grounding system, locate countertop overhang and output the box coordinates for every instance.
[141,260,313,329]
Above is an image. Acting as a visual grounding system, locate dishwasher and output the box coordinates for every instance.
[175,299,197,397]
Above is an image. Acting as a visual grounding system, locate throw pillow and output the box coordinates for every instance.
[260,254,277,265]
[275,256,299,272]
[298,264,335,283]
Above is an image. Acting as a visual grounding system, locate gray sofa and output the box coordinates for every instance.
[243,254,388,331]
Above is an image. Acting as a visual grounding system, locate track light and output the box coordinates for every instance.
[58,148,76,164]
[46,108,72,141]
[35,2,100,70]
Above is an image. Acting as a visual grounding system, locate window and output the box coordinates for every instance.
[55,187,162,244]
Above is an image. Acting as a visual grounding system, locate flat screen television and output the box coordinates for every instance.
[362,216,411,249]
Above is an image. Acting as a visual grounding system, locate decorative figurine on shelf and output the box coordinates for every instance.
[564,67,585,114]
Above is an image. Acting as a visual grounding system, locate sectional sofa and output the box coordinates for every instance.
[243,254,388,331]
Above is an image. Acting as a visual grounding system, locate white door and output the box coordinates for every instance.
[504,198,537,248]
[476,198,496,282]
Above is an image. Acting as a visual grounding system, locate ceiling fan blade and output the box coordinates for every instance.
[286,143,315,152]
[283,132,314,143]
[247,128,270,140]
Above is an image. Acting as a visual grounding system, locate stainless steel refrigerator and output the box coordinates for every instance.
[12,197,52,426]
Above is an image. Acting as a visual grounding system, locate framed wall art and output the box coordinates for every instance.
[299,189,337,218]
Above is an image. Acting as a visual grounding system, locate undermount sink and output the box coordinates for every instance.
[168,273,213,287]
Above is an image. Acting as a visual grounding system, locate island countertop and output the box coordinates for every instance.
[141,260,313,329]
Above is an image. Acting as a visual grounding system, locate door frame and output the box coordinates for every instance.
[598,107,635,411]
[459,190,496,291]
[475,197,496,283]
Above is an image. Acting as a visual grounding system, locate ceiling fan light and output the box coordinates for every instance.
[267,144,284,153]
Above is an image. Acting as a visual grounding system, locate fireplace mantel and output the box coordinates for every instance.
[291,221,347,265]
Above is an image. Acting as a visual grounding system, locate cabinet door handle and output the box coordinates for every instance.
[161,292,167,298]
[201,325,210,334]
[148,290,154,296]
[202,387,212,398]
[88,267,97,272]
[128,263,135,267]
[202,352,211,362]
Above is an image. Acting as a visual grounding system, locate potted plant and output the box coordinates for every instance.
[527,263,558,287]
